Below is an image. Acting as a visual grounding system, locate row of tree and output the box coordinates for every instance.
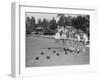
[26,14,90,37]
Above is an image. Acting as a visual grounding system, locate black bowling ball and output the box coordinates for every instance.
[77,49,80,53]
[66,48,69,51]
[77,51,80,53]
[48,48,51,50]
[53,50,56,53]
[69,50,72,53]
[46,56,50,59]
[35,57,39,60]
[64,48,67,51]
[41,52,44,55]
[56,53,59,56]
[65,52,68,54]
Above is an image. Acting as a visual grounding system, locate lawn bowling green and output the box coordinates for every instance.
[26,36,89,67]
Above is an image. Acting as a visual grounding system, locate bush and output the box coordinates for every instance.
[44,30,56,35]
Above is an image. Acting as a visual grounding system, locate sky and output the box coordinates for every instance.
[26,12,83,23]
[26,12,59,23]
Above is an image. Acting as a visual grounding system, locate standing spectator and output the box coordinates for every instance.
[54,26,61,40]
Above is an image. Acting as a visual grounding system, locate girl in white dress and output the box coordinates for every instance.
[61,29,67,40]
[54,26,61,40]
[55,31,61,39]
[75,34,81,42]
[83,33,88,44]
[80,32,88,45]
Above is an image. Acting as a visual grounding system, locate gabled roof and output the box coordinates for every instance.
[35,27,43,29]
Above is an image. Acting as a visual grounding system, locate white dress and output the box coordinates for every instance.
[75,34,81,42]
[54,29,61,39]
[61,30,66,39]
[83,33,88,43]
[55,32,60,39]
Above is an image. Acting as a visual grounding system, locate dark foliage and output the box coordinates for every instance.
[26,14,89,37]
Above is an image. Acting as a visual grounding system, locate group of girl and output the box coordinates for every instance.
[54,26,89,44]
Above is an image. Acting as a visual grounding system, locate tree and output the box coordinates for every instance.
[49,17,57,30]
[57,14,65,27]
[26,16,36,35]
[71,15,90,38]
[42,18,49,30]
[30,16,36,30]
[26,17,32,35]
[64,16,73,26]
[37,18,42,27]
[57,14,73,27]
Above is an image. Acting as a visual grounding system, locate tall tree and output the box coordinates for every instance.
[49,17,57,30]
[57,14,65,27]
[71,15,90,37]
[30,16,36,30]
[42,18,49,30]
[26,16,36,35]
[37,18,42,27]
[65,16,73,26]
[26,17,32,35]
